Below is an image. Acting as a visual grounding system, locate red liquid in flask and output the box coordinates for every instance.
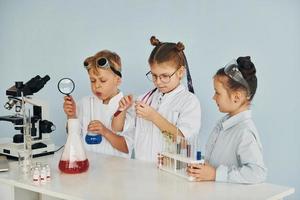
[59,159,89,174]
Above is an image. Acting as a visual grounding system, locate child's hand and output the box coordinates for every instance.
[87,120,108,136]
[63,96,76,119]
[135,101,157,121]
[118,95,133,112]
[186,162,216,181]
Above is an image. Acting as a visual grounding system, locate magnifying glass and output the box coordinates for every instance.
[57,78,75,95]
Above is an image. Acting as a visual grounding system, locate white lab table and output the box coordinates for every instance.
[0,151,295,200]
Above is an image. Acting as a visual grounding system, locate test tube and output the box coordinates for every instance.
[192,135,198,160]
[171,158,175,171]
[158,153,163,168]
[180,138,187,171]
[181,137,187,157]
[187,141,191,158]
[166,157,169,169]
[176,137,181,170]
[176,143,181,154]
[169,158,172,170]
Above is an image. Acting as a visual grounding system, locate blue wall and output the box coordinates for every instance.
[0,0,299,198]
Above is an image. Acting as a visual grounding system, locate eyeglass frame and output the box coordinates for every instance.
[146,66,182,84]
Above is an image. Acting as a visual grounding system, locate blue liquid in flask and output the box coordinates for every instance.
[85,133,102,144]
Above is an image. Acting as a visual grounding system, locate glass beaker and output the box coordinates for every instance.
[85,96,102,144]
[59,118,89,174]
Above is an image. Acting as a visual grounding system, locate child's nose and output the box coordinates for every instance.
[95,81,101,88]
[155,77,162,84]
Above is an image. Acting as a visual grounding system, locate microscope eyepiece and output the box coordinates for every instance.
[25,75,50,94]
[6,75,51,97]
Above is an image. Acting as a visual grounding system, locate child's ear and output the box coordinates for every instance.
[178,66,185,79]
[115,76,122,86]
[232,91,242,103]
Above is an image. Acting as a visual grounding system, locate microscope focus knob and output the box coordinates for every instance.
[13,134,24,143]
[39,120,56,133]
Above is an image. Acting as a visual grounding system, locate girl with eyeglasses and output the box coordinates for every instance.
[187,56,267,184]
[63,50,131,158]
[112,36,201,162]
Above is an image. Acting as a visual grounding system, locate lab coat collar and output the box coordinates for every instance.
[157,84,185,98]
[93,91,123,105]
[221,110,252,131]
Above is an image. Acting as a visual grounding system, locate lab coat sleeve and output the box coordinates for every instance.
[117,106,136,156]
[177,95,201,138]
[216,130,267,184]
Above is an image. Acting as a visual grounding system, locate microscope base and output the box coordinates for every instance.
[0,138,55,159]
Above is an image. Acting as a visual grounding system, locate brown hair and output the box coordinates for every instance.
[83,50,122,73]
[148,36,185,68]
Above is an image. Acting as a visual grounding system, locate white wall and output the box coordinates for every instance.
[0,0,299,199]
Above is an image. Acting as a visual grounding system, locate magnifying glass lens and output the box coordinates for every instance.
[58,78,75,95]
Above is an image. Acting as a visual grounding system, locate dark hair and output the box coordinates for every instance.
[215,56,257,101]
[148,36,185,68]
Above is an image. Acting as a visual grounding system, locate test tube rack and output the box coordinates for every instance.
[158,151,204,181]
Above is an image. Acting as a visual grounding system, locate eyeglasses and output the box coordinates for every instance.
[146,67,181,84]
[84,57,122,78]
[224,59,251,98]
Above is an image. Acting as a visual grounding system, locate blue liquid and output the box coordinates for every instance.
[196,151,202,160]
[85,133,102,144]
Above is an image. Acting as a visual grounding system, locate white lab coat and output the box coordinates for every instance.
[77,92,131,158]
[125,84,201,162]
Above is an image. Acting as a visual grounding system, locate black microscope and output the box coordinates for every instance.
[0,75,56,159]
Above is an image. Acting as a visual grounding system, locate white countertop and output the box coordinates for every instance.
[0,151,295,200]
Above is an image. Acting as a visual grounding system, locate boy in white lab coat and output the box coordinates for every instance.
[63,50,131,158]
[112,36,201,162]
[187,56,267,184]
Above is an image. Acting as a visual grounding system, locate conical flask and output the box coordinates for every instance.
[59,118,89,174]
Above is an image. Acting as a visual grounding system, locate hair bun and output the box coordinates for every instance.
[176,42,185,51]
[237,56,256,79]
[150,36,161,46]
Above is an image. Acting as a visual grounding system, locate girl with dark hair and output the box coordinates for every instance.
[187,57,267,184]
